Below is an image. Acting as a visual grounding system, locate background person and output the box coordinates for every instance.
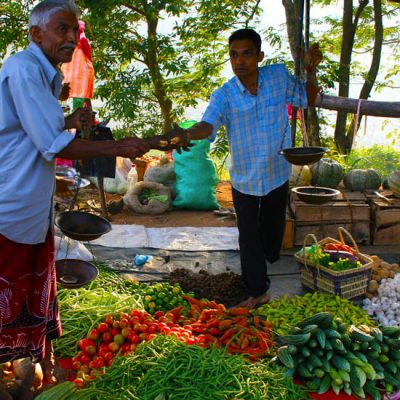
[164,28,321,308]
[0,0,149,389]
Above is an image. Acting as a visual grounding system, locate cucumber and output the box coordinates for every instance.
[297,364,313,378]
[332,355,351,372]
[361,362,377,380]
[301,324,319,335]
[308,354,323,368]
[317,375,331,394]
[363,380,381,400]
[338,369,350,383]
[371,327,383,342]
[349,325,374,342]
[329,338,346,353]
[325,329,341,339]
[300,346,311,358]
[287,344,298,354]
[279,332,311,346]
[384,370,400,387]
[278,346,295,369]
[382,326,400,338]
[297,312,333,329]
[315,329,326,349]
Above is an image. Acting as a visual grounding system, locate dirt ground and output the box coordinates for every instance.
[72,181,236,228]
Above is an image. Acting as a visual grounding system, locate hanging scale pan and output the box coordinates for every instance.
[279,146,329,165]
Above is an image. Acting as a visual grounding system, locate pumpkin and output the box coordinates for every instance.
[343,168,381,191]
[387,170,400,197]
[311,158,343,188]
[289,165,312,188]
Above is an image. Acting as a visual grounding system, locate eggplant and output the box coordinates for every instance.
[324,250,359,263]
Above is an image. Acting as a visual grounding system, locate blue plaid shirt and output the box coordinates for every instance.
[202,64,307,196]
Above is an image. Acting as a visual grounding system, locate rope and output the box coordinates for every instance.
[353,99,363,139]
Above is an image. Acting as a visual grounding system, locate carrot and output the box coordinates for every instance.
[218,319,234,331]
[253,316,260,329]
[228,307,250,316]
[219,328,234,343]
[240,336,250,350]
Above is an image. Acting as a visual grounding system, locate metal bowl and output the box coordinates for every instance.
[279,147,329,165]
[56,259,98,288]
[55,211,111,241]
[292,186,340,204]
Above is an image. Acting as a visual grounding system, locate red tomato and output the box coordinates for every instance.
[130,334,141,345]
[154,311,164,319]
[120,318,130,329]
[78,339,97,355]
[147,324,157,334]
[98,347,109,357]
[97,322,109,334]
[111,328,121,337]
[88,360,97,369]
[108,342,120,353]
[186,337,197,345]
[74,378,85,389]
[120,312,129,320]
[81,354,92,366]
[146,334,156,341]
[103,352,114,362]
[121,343,131,354]
[95,358,105,368]
[87,329,100,341]
[130,310,144,318]
[71,361,81,371]
[112,321,121,329]
[121,327,133,338]
[133,323,142,333]
[102,332,113,344]
[104,315,114,325]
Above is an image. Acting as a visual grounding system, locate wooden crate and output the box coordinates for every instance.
[282,218,294,249]
[290,190,370,245]
[370,194,400,245]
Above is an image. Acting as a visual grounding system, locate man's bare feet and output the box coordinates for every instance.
[237,292,270,308]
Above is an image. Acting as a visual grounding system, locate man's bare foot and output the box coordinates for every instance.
[237,292,270,308]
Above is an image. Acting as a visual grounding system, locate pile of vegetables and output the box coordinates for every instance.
[254,292,374,335]
[66,297,273,388]
[138,187,168,205]
[366,255,400,298]
[136,282,189,314]
[275,312,400,399]
[364,273,400,326]
[303,243,362,271]
[55,264,190,357]
[53,335,309,400]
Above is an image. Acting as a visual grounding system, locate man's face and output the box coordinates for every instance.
[229,39,264,78]
[30,11,78,67]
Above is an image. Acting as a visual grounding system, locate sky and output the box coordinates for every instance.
[184,1,400,149]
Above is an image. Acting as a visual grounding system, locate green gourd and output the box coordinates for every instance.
[311,158,343,189]
[343,168,381,191]
[387,170,400,197]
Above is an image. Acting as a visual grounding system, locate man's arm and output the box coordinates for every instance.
[57,137,150,160]
[186,121,213,141]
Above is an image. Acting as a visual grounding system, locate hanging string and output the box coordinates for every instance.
[300,108,309,146]
[353,98,363,140]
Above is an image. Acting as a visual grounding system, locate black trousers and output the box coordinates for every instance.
[232,181,289,297]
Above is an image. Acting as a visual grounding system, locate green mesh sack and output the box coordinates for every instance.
[172,126,219,210]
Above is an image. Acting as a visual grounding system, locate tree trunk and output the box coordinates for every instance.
[145,11,173,133]
[334,0,369,153]
[282,0,321,145]
[345,0,383,151]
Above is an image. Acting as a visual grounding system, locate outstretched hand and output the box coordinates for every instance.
[115,137,150,159]
[147,123,193,154]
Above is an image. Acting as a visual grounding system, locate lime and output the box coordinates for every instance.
[148,302,156,309]
[144,295,152,303]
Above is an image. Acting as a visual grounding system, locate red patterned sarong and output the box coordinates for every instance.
[0,231,61,362]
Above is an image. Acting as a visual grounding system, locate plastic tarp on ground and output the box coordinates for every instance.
[89,224,239,252]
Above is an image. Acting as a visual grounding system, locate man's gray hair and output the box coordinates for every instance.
[29,1,80,41]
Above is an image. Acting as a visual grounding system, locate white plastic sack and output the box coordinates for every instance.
[55,236,93,261]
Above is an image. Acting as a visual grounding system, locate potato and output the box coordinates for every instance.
[370,255,381,269]
[368,280,379,294]
[380,261,391,269]
[371,273,381,282]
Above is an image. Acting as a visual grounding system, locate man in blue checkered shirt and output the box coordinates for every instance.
[166,29,321,308]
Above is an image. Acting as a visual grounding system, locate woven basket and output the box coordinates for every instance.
[295,227,373,299]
